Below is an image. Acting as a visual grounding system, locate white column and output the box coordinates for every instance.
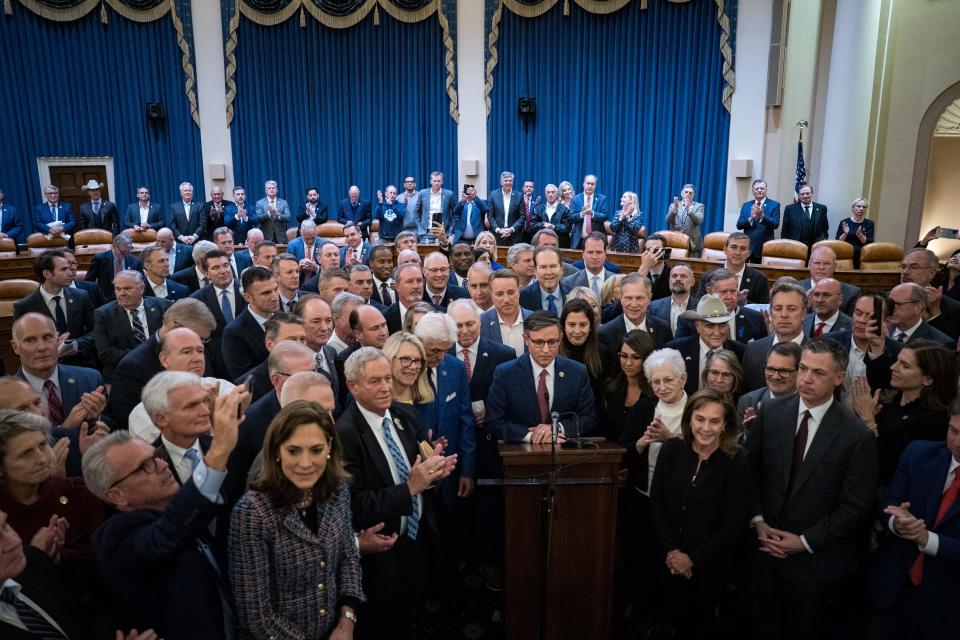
[191,0,234,196]
[816,0,881,233]
[456,0,488,195]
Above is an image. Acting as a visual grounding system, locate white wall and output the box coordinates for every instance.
[191,0,233,197]
[456,0,488,196]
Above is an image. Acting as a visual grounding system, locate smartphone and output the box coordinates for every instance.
[463,184,474,194]
[662,247,673,261]
[872,296,885,331]
[936,227,959,240]
[238,375,253,418]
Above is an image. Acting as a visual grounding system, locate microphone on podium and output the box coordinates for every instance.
[550,411,560,446]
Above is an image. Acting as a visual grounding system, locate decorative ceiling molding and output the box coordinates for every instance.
[934,98,960,136]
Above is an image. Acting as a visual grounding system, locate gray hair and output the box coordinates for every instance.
[162,298,216,333]
[394,230,417,245]
[682,183,695,192]
[191,240,218,264]
[447,298,481,320]
[467,261,492,278]
[415,312,457,345]
[331,291,365,317]
[393,261,423,281]
[267,341,315,377]
[213,226,232,240]
[0,410,51,481]
[82,430,133,499]
[179,182,193,192]
[280,371,331,407]
[246,228,264,242]
[643,348,686,379]
[568,286,600,308]
[114,269,143,284]
[344,346,390,383]
[770,281,808,308]
[507,243,534,266]
[141,371,202,419]
[265,180,278,189]
[113,234,133,248]
[300,220,317,233]
[500,171,514,182]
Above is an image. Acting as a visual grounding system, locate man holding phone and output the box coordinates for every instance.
[635,233,673,300]
[451,184,488,243]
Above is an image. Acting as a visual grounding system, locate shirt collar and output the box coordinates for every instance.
[22,366,59,390]
[497,311,523,328]
[248,307,270,327]
[624,316,646,333]
[772,332,804,346]
[798,397,833,423]
[38,286,63,305]
[529,356,555,381]
[460,338,480,357]
[357,402,391,425]
[816,310,840,326]
[161,435,201,470]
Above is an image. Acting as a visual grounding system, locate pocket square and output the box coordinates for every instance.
[445,392,456,402]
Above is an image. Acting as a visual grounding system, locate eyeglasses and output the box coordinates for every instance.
[528,338,561,349]
[618,352,644,362]
[395,356,424,368]
[889,299,922,308]
[706,369,735,379]
[425,267,450,275]
[108,449,164,489]
[764,366,798,378]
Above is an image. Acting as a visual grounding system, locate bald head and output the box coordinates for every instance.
[0,376,43,415]
[810,278,843,319]
[808,246,837,281]
[279,371,334,415]
[158,327,206,376]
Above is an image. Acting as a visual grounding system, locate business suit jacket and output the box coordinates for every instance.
[742,335,809,392]
[519,281,574,313]
[676,305,768,345]
[221,308,268,380]
[339,242,372,267]
[71,279,105,308]
[664,335,745,395]
[0,202,22,241]
[383,303,404,334]
[745,395,878,580]
[286,236,321,263]
[665,200,705,255]
[450,197,490,243]
[457,338,517,406]
[736,198,781,262]
[646,264,673,301]
[736,386,781,430]
[84,249,143,301]
[171,265,204,293]
[14,364,103,419]
[92,479,233,639]
[336,198,373,232]
[78,200,119,234]
[486,188,523,244]
[486,354,596,442]
[32,201,75,234]
[191,282,248,337]
[164,242,193,272]
[803,311,852,339]
[529,201,573,247]
[569,192,610,249]
[894,320,954,349]
[13,287,97,364]
[122,202,165,230]
[821,329,902,392]
[423,283,469,311]
[781,202,829,245]
[144,276,190,302]
[798,278,860,315]
[296,200,330,226]
[152,434,212,487]
[224,203,259,244]
[561,268,616,294]
[479,307,532,349]
[414,189,454,235]
[695,265,770,305]
[168,201,204,238]
[598,314,673,353]
[93,297,170,381]
[255,197,291,243]
[648,295,698,331]
[928,294,960,341]
[222,392,282,505]
[197,200,232,241]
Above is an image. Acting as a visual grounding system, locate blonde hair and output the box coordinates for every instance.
[600,273,625,306]
[382,332,435,403]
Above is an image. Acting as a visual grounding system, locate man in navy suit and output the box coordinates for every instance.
[569,174,609,249]
[664,294,744,394]
[647,263,697,334]
[210,226,251,280]
[224,185,258,244]
[736,179,781,263]
[486,171,523,245]
[450,185,489,244]
[189,249,247,378]
[799,245,861,314]
[519,246,573,314]
[886,283,954,348]
[32,184,74,237]
[339,222,372,267]
[481,269,532,355]
[0,188,23,244]
[86,234,145,302]
[123,185,165,231]
[415,172,455,239]
[197,186,231,241]
[680,267,768,343]
[221,266,279,379]
[870,411,960,640]
[337,186,373,238]
[486,311,596,443]
[781,184,828,246]
[93,270,171,381]
[77,180,119,234]
[562,232,618,294]
[169,181,204,244]
[742,281,809,392]
[422,251,468,311]
[695,232,770,304]
[156,227,195,273]
[296,295,341,410]
[803,278,852,338]
[598,273,673,353]
[84,385,249,640]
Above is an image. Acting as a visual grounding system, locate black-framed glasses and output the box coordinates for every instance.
[764,366,798,378]
[396,356,425,368]
[528,338,561,349]
[108,449,164,489]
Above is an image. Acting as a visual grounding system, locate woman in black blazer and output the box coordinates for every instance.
[601,329,655,442]
[649,389,751,638]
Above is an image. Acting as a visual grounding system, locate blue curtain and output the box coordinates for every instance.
[0,5,203,235]
[487,0,735,234]
[229,10,457,215]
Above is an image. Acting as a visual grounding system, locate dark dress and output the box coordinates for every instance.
[649,438,751,638]
[836,217,874,268]
[875,394,949,485]
[609,212,645,253]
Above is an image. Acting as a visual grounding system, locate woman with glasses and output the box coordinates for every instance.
[700,350,744,405]
[382,332,434,406]
[649,389,750,637]
[560,299,611,410]
[851,339,957,485]
[230,401,363,640]
[603,330,655,442]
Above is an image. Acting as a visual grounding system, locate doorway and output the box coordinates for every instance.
[48,165,110,214]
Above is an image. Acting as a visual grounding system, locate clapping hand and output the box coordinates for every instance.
[31,514,69,563]
[115,629,159,640]
[357,522,398,555]
[885,502,929,546]
[79,420,111,454]
[665,550,693,578]
[841,221,850,236]
[407,448,458,495]
[51,437,70,477]
[856,226,867,243]
[851,377,880,424]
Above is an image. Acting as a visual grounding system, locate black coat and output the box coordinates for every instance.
[422,283,469,311]
[84,250,143,301]
[598,314,673,353]
[221,308,268,380]
[13,286,97,367]
[696,265,770,304]
[663,335,745,395]
[93,297,170,381]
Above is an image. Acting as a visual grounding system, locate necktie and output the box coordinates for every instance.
[546,294,557,315]
[220,289,234,322]
[315,350,327,375]
[51,295,67,333]
[129,309,147,343]
[897,332,908,343]
[788,411,811,493]
[43,380,64,426]
[537,369,550,425]
[805,205,811,221]
[462,348,473,380]
[183,447,201,472]
[650,272,659,284]
[465,202,474,237]
[381,416,419,540]
[910,467,959,585]
[591,275,601,297]
[50,205,57,221]
[115,257,123,274]
[427,369,437,394]
[433,294,442,308]
[814,321,826,337]
[0,586,66,639]
[380,282,393,306]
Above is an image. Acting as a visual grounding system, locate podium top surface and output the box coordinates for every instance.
[499,438,625,467]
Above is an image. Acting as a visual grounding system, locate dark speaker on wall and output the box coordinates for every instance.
[146,102,166,121]
[518,97,537,116]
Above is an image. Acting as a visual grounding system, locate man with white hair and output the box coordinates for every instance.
[506,243,535,288]
[169,181,202,244]
[255,179,291,243]
[530,184,572,247]
[287,219,321,274]
[337,186,373,239]
[171,239,218,293]
[397,248,422,267]
[328,291,364,353]
[240,227,264,263]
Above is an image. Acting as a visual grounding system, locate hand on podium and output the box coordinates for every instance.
[529,423,565,444]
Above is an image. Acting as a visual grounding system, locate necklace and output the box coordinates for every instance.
[295,489,313,516]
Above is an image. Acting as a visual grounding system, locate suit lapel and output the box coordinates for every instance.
[355,406,396,487]
[517,357,539,419]
[924,449,955,524]
[790,403,841,498]
[57,368,81,415]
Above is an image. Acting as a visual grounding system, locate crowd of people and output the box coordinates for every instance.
[0,171,958,640]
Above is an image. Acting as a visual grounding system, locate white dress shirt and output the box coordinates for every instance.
[147,275,168,299]
[498,312,525,356]
[195,266,207,288]
[624,316,647,333]
[139,203,151,225]
[124,303,148,336]
[812,310,840,335]
[161,435,204,485]
[327,332,349,354]
[38,286,67,321]
[670,295,690,333]
[129,379,235,443]
[525,357,556,442]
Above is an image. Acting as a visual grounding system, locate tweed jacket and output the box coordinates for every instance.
[229,481,364,639]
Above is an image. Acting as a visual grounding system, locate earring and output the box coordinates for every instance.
[275,458,280,462]
[327,455,331,460]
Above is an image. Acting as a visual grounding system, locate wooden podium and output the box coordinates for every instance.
[499,439,624,640]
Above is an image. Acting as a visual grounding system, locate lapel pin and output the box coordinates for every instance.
[482,352,488,357]
[559,371,565,378]
[59,496,69,505]
[685,356,692,361]
[67,378,75,384]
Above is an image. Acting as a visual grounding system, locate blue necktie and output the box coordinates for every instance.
[220,289,234,322]
[0,586,66,639]
[381,416,419,540]
[184,447,201,471]
[546,294,557,315]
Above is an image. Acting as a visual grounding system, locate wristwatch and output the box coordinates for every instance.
[343,610,358,624]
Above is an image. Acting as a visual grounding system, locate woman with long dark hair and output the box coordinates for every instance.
[560,298,611,406]
[602,329,655,442]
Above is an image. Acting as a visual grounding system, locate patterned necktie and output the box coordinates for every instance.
[381,416,419,540]
[220,289,234,322]
[546,294,557,315]
[537,369,550,425]
[183,447,201,472]
[115,256,123,274]
[433,294,442,308]
[462,348,472,380]
[51,295,67,333]
[50,205,57,222]
[315,350,327,375]
[129,309,146,343]
[910,467,959,585]
[0,586,66,639]
[814,321,826,337]
[591,275,601,297]
[43,380,64,427]
[896,332,908,343]
[380,282,393,306]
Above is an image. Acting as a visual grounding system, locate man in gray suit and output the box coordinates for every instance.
[415,171,455,239]
[745,338,877,639]
[798,245,860,314]
[742,281,809,391]
[486,170,523,245]
[562,233,615,293]
[665,183,705,256]
[255,179,291,244]
[803,278,852,338]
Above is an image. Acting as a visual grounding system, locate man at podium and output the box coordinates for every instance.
[486,311,596,443]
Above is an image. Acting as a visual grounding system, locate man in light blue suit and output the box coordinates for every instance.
[285,219,322,264]
[32,185,75,236]
[569,174,609,249]
[736,179,781,263]
[480,269,533,356]
[486,311,596,443]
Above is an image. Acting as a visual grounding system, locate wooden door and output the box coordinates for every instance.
[49,165,109,214]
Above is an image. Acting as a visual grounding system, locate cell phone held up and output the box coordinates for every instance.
[935,227,959,240]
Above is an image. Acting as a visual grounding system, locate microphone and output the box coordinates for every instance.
[550,411,560,445]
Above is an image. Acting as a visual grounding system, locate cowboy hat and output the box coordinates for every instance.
[81,180,104,191]
[679,294,734,324]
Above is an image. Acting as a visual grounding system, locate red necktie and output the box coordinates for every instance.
[44,380,64,426]
[433,294,442,307]
[537,369,549,425]
[462,348,472,380]
[813,321,826,337]
[909,467,960,585]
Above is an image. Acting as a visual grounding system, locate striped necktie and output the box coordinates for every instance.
[381,416,419,540]
[0,586,66,639]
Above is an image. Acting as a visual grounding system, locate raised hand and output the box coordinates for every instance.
[357,522,398,555]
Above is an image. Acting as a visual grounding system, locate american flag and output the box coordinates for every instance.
[793,131,807,204]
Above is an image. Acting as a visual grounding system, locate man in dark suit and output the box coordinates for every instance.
[870,411,960,640]
[93,270,170,381]
[286,219,322,276]
[887,283,954,348]
[647,263,697,334]
[211,226,253,282]
[296,186,329,228]
[422,251,468,311]
[695,231,770,304]
[141,245,190,302]
[295,295,341,411]
[169,181,203,244]
[486,171,523,245]
[383,263,425,334]
[736,179,781,263]
[823,293,903,394]
[736,342,801,428]
[414,172,455,239]
[745,338,878,640]
[337,186,373,238]
[156,226,195,273]
[486,311,596,443]
[85,233,143,302]
[0,188,23,244]
[224,186,258,244]
[339,222,372,267]
[190,250,247,377]
[481,270,532,355]
[519,246,574,314]
[569,174,609,250]
[230,312,307,404]
[60,248,105,307]
[803,278,853,338]
[31,185,74,238]
[664,294,745,394]
[742,281,809,391]
[528,184,572,247]
[636,234,674,300]
[799,244,860,314]
[598,273,673,353]
[197,186,231,241]
[781,184,828,246]
[122,185,165,231]
[85,385,248,640]
[13,250,97,367]
[221,267,278,379]
[77,179,119,234]
[899,248,960,341]
[680,267,768,343]
[336,346,457,639]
